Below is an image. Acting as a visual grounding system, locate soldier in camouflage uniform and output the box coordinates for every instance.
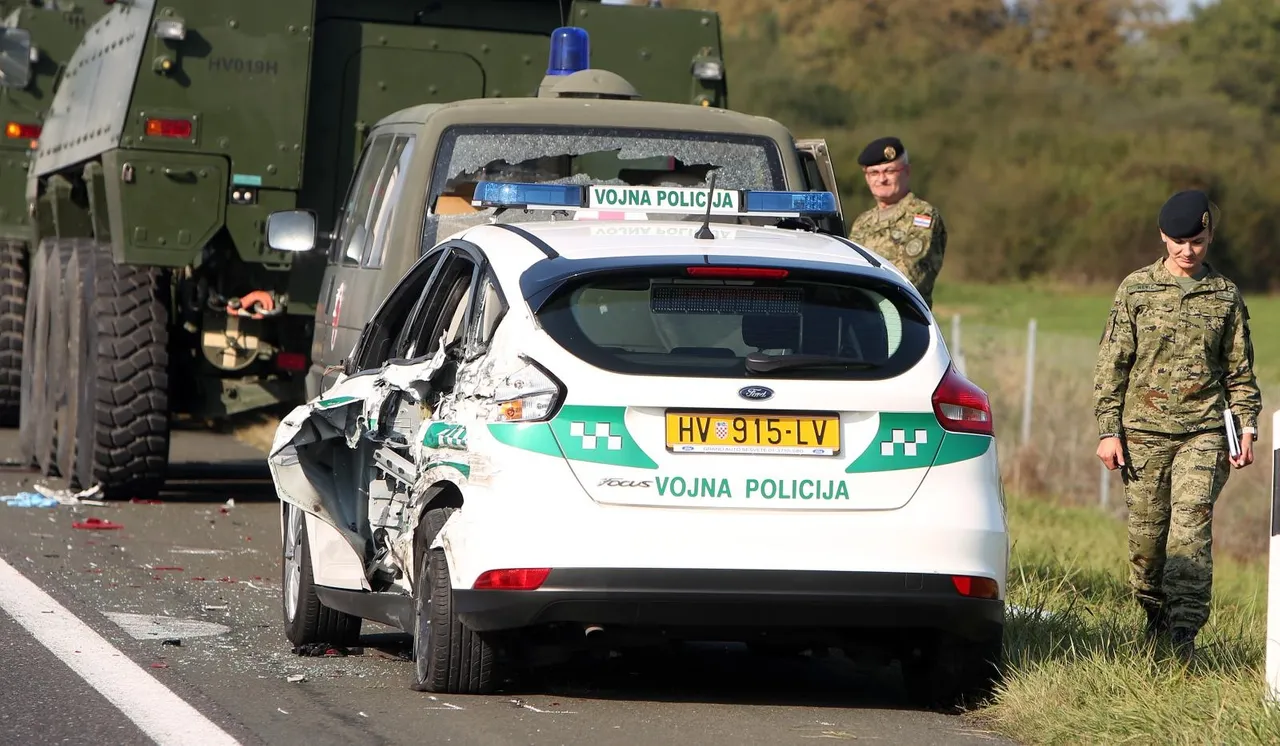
[847,136,947,308]
[1093,189,1262,660]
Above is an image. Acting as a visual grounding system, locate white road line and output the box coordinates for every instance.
[0,555,242,746]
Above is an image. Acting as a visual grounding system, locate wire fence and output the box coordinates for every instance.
[944,315,1276,560]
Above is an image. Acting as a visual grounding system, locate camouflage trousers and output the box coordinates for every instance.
[1122,428,1231,635]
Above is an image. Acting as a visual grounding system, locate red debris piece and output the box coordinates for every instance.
[130,498,163,505]
[218,507,230,515]
[245,536,252,542]
[252,576,262,581]
[73,517,123,531]
[150,662,169,669]
[190,577,206,582]
[218,576,235,583]
[151,566,183,572]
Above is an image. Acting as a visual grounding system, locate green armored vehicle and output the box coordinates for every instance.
[15,0,731,499]
[0,1,109,426]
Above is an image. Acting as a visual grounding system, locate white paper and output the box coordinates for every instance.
[1225,407,1241,460]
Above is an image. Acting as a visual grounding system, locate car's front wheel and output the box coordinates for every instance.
[281,502,362,648]
[900,630,1003,711]
[411,506,498,694]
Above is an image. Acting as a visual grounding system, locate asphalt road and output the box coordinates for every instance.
[0,426,1016,746]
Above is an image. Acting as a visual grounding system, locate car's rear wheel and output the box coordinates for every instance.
[411,506,498,694]
[900,629,1003,711]
[281,502,362,647]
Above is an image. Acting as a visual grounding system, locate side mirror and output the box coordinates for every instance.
[266,209,317,253]
[0,28,33,90]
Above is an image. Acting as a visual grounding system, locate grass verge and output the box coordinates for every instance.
[972,494,1280,744]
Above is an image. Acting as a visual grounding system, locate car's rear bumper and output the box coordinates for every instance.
[452,568,1003,640]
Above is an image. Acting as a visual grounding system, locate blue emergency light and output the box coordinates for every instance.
[470,181,839,217]
[743,190,839,215]
[546,27,590,76]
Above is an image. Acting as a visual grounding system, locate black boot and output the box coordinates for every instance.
[1142,603,1168,642]
[1169,627,1196,662]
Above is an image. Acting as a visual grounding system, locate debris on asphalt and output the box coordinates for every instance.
[130,498,163,505]
[150,662,169,669]
[202,604,228,611]
[358,712,368,718]
[277,708,289,715]
[162,639,182,647]
[286,674,306,683]
[2,492,58,508]
[72,517,124,531]
[293,643,351,657]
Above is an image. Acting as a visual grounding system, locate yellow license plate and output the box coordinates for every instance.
[664,412,840,456]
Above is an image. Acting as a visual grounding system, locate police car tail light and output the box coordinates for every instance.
[473,568,551,590]
[951,575,999,599]
[931,365,992,436]
[493,361,562,423]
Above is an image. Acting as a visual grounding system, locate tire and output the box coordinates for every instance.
[67,241,170,499]
[42,240,75,478]
[281,502,362,647]
[0,239,27,427]
[411,506,497,694]
[901,630,1004,712]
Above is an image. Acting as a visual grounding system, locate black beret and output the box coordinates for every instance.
[857,136,905,167]
[1158,190,1212,239]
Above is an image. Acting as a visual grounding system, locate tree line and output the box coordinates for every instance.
[656,0,1280,290]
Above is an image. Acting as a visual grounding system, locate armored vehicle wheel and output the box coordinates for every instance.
[0,239,26,427]
[62,241,170,499]
[19,240,66,470]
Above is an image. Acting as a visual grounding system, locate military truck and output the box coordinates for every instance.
[0,1,109,426]
[14,0,732,500]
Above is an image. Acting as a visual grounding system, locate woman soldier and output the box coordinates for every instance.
[1093,189,1262,660]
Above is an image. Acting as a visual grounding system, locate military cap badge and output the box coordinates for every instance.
[884,145,897,160]
[1202,211,1209,228]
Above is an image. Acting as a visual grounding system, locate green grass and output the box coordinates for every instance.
[973,495,1280,744]
[933,280,1280,390]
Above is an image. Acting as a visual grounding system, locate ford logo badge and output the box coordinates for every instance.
[738,385,774,401]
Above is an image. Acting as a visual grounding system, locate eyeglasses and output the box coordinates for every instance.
[864,166,905,178]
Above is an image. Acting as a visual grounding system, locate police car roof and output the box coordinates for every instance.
[467,220,886,273]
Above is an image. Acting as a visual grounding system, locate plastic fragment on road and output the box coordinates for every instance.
[286,674,306,683]
[72,517,123,530]
[2,492,59,508]
[34,483,106,506]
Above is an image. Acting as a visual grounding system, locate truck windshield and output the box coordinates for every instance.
[422,124,786,247]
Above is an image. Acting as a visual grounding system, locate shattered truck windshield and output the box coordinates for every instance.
[423,125,786,247]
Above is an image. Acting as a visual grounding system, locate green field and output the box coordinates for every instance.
[976,495,1279,744]
[934,281,1280,386]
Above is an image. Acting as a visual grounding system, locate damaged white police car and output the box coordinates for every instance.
[267,181,1009,709]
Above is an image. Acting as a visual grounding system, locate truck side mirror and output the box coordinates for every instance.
[0,28,33,90]
[266,210,318,253]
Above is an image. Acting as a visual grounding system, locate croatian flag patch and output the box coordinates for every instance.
[912,213,933,229]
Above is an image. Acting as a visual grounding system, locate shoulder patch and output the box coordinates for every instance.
[1215,290,1235,302]
[912,213,933,229]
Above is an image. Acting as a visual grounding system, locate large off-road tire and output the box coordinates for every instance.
[901,629,1004,712]
[281,502,362,647]
[0,239,27,427]
[65,240,171,499]
[19,240,66,469]
[411,506,498,694]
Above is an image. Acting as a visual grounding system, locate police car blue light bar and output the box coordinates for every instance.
[470,181,839,218]
[471,181,584,209]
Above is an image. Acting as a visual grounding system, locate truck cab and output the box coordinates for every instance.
[260,34,844,398]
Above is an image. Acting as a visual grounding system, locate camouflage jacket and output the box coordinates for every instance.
[847,192,947,307]
[1093,258,1262,437]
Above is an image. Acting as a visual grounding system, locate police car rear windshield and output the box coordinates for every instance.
[535,267,930,381]
[424,125,784,246]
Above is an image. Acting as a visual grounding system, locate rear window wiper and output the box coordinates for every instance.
[744,352,880,374]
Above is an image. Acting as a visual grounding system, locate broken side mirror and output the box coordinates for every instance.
[0,27,33,90]
[266,209,317,253]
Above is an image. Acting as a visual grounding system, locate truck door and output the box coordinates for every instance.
[796,138,846,236]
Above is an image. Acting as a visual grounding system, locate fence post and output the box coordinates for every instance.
[951,314,966,375]
[1266,409,1280,707]
[1021,318,1036,446]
